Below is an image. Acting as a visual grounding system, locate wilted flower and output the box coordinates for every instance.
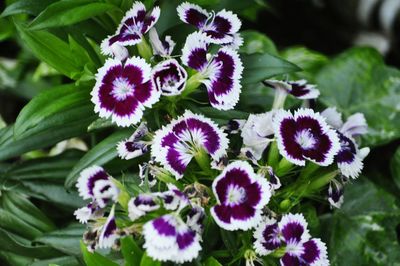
[101,2,160,56]
[211,161,271,231]
[151,110,229,179]
[177,2,241,44]
[117,122,149,159]
[273,108,340,166]
[152,59,188,96]
[181,32,243,110]
[91,57,160,127]
[149,28,175,57]
[328,180,344,209]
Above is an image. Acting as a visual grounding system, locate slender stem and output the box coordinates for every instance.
[272,89,288,110]
[267,140,279,168]
[180,72,203,99]
[137,37,152,62]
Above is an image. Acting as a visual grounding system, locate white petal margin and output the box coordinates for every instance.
[173,222,202,264]
[177,2,209,25]
[74,206,92,224]
[98,206,118,249]
[321,107,343,129]
[253,217,279,256]
[76,165,107,200]
[294,108,341,166]
[181,32,209,71]
[92,179,120,208]
[278,213,311,243]
[308,238,329,266]
[341,113,368,137]
[272,109,307,166]
[338,145,370,179]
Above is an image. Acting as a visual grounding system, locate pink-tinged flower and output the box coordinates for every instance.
[278,214,329,266]
[98,206,119,249]
[152,59,188,96]
[149,28,175,57]
[76,166,119,208]
[128,194,160,221]
[101,2,160,56]
[240,111,275,160]
[151,110,229,179]
[211,161,271,231]
[264,80,320,100]
[91,57,160,127]
[117,122,149,160]
[177,2,241,44]
[328,180,344,209]
[321,108,369,178]
[143,214,202,263]
[181,32,243,110]
[253,217,281,256]
[273,109,340,166]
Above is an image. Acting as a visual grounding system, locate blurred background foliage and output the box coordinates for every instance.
[0,0,399,265]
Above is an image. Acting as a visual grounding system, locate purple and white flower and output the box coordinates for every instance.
[328,181,344,209]
[101,2,160,56]
[128,194,160,221]
[159,184,190,211]
[151,110,229,179]
[273,108,340,166]
[177,2,241,44]
[143,214,202,263]
[91,57,160,127]
[186,205,205,234]
[149,28,175,57]
[253,217,281,256]
[152,59,188,96]
[98,206,119,249]
[321,107,369,178]
[76,166,119,208]
[267,166,281,191]
[278,214,329,266]
[117,122,149,159]
[264,80,320,100]
[211,161,271,231]
[74,202,103,224]
[181,32,243,110]
[240,111,275,160]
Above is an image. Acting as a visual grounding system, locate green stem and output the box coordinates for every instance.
[298,162,320,180]
[295,170,339,195]
[180,72,203,98]
[137,37,152,62]
[276,157,295,176]
[194,148,211,174]
[267,141,279,168]
[272,89,287,110]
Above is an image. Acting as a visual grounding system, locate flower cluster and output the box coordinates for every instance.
[76,1,370,265]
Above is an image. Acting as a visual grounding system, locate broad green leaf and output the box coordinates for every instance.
[0,209,43,239]
[320,178,400,265]
[0,250,33,266]
[121,236,143,266]
[140,252,161,266]
[65,129,131,188]
[0,228,63,259]
[1,192,56,233]
[29,0,118,30]
[14,22,85,79]
[316,47,400,146]
[1,0,56,17]
[80,241,119,266]
[30,256,80,266]
[240,30,278,55]
[205,257,223,266]
[242,52,301,84]
[390,146,400,190]
[34,224,85,256]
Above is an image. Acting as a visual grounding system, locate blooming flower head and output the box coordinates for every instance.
[273,108,340,166]
[152,59,188,96]
[240,111,275,160]
[151,110,229,179]
[211,161,271,231]
[128,193,160,221]
[321,107,369,178]
[181,32,243,110]
[91,57,160,127]
[264,79,320,100]
[143,214,202,263]
[253,217,281,256]
[278,214,329,266]
[117,122,149,160]
[177,2,241,44]
[98,206,119,249]
[101,2,160,56]
[76,166,119,208]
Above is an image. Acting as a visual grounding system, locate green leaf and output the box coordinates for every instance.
[14,22,85,79]
[140,252,161,266]
[204,256,223,266]
[30,256,80,266]
[316,47,400,146]
[1,0,56,17]
[240,30,278,55]
[0,209,43,239]
[242,52,301,85]
[120,236,143,266]
[390,146,400,190]
[80,241,119,266]
[0,250,33,266]
[0,84,96,160]
[65,129,131,188]
[320,178,400,265]
[34,224,85,256]
[29,0,118,30]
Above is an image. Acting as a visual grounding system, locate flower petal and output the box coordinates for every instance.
[152,59,187,96]
[98,207,118,249]
[278,213,310,244]
[253,217,281,256]
[181,32,209,72]
[177,2,209,28]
